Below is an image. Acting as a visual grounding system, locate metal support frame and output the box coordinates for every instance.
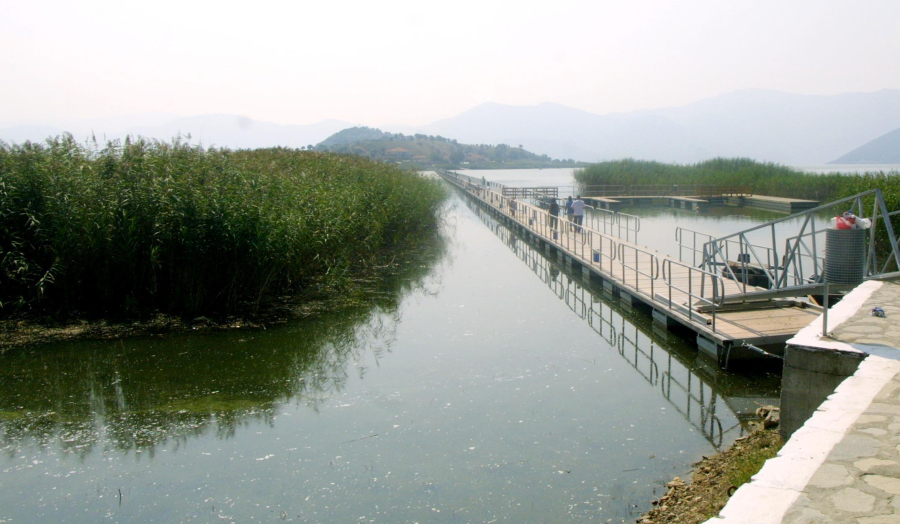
[689,189,900,302]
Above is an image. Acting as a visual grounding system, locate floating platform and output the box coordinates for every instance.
[583,194,819,214]
[585,197,621,210]
[726,195,819,213]
[667,196,710,212]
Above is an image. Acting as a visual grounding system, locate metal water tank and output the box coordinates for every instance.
[824,228,866,284]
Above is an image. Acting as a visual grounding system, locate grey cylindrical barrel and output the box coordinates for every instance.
[824,228,866,284]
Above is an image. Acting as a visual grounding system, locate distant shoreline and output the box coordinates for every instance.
[793,163,900,174]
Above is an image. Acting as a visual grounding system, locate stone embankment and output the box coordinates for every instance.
[705,280,900,524]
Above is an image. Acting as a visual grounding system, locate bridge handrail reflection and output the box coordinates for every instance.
[464,197,742,448]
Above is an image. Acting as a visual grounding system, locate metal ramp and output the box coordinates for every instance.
[679,189,900,309]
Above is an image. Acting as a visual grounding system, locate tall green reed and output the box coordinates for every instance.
[0,136,446,318]
[574,158,900,263]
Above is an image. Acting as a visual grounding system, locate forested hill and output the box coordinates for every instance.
[315,127,586,169]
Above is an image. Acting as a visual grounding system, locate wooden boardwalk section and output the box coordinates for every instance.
[442,173,822,366]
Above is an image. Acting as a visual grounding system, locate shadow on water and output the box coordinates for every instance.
[0,224,450,458]
[464,198,780,450]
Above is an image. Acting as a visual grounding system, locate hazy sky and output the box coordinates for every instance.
[2,0,899,127]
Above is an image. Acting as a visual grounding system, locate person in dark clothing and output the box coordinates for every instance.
[548,199,560,229]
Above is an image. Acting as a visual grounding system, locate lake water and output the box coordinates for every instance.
[456,168,581,195]
[0,174,783,524]
[795,164,900,174]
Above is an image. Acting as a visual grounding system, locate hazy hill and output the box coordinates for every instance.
[317,126,388,148]
[408,89,900,165]
[829,127,900,164]
[400,101,708,163]
[648,89,900,165]
[316,128,582,169]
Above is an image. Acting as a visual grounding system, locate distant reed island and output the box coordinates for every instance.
[0,135,446,321]
[575,158,900,205]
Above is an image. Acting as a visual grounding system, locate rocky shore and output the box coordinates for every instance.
[638,427,783,524]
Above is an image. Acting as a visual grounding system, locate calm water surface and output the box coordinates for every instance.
[795,164,900,174]
[0,176,781,523]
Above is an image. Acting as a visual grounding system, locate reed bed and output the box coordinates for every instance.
[576,158,900,265]
[0,135,446,318]
[574,158,900,205]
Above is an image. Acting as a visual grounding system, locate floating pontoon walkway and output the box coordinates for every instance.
[585,194,819,213]
[440,172,823,366]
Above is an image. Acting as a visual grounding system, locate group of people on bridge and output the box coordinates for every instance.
[547,195,585,231]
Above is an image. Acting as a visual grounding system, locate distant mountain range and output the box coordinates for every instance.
[3,89,900,165]
[385,89,900,165]
[829,127,900,164]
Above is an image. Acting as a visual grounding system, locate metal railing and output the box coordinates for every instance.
[702,189,900,297]
[616,244,659,300]
[662,259,725,332]
[502,186,559,199]
[585,205,640,243]
[675,227,716,266]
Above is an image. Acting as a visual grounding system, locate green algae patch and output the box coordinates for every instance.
[160,396,266,414]
[0,410,25,421]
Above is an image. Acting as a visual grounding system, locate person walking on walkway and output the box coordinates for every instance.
[548,198,560,229]
[565,196,574,229]
[572,196,586,232]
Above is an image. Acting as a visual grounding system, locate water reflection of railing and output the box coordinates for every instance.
[473,202,616,346]
[617,320,735,447]
[463,197,761,448]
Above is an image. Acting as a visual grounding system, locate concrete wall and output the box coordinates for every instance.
[780,344,865,440]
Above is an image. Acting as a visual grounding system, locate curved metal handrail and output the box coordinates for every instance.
[616,243,660,298]
[587,231,618,267]
[675,227,715,266]
[662,258,725,332]
[617,211,641,233]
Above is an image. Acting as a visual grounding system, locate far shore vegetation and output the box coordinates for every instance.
[316,126,588,170]
[574,157,900,205]
[0,135,447,322]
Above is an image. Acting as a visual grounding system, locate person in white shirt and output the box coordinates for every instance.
[572,196,586,231]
